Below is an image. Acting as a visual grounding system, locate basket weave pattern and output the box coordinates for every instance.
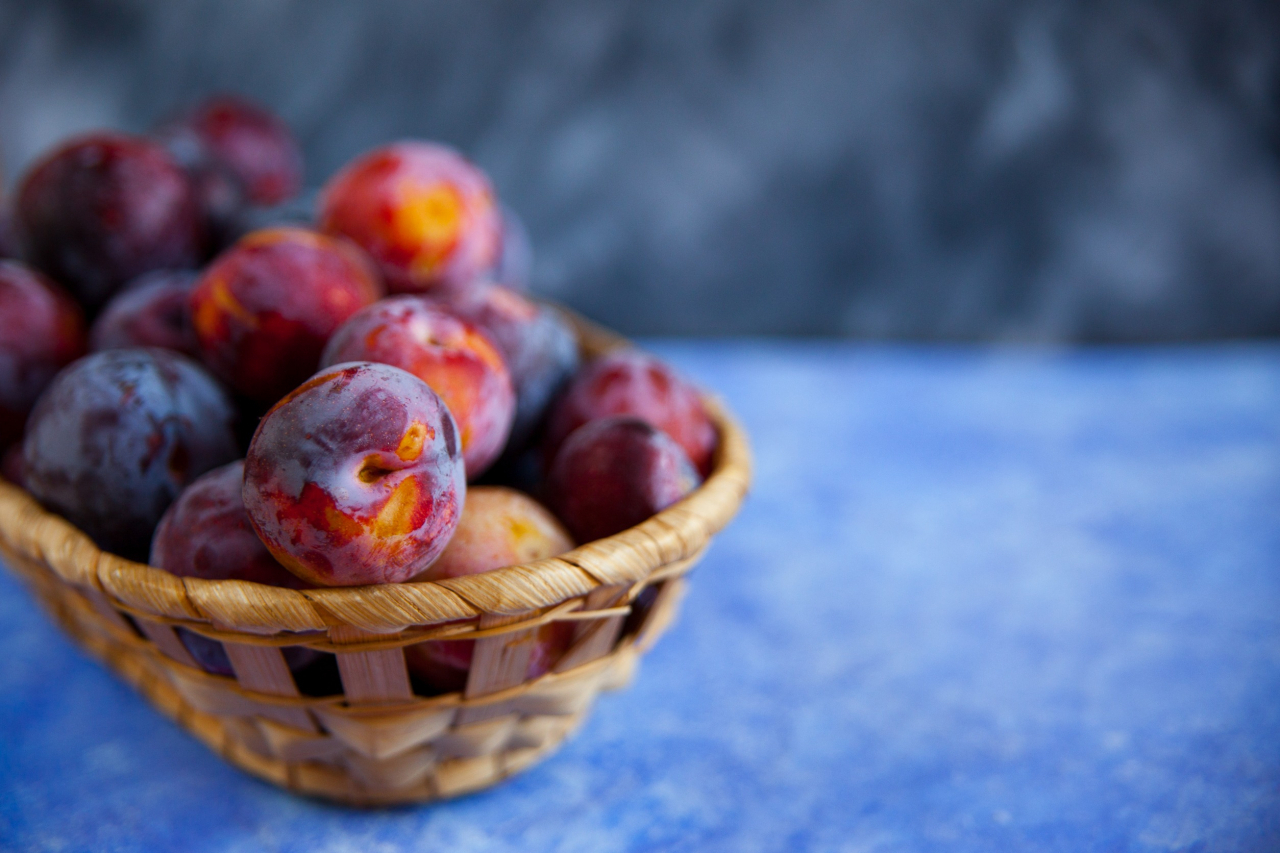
[0,318,751,806]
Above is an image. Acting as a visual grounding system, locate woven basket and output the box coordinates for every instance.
[0,311,750,806]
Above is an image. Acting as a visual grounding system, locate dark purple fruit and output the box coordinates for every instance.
[157,95,304,252]
[159,95,303,208]
[15,133,204,309]
[544,349,718,477]
[22,348,237,559]
[90,270,199,357]
[0,261,87,447]
[545,416,700,543]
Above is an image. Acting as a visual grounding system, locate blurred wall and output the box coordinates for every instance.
[1,0,1278,339]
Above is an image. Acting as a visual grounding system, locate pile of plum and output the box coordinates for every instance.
[0,96,717,691]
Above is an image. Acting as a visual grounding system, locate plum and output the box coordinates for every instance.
[440,284,578,452]
[159,95,303,208]
[23,348,238,559]
[90,270,199,357]
[544,349,718,477]
[0,261,87,447]
[151,460,319,676]
[152,461,310,587]
[158,95,304,252]
[321,297,514,478]
[15,133,204,309]
[417,486,573,581]
[189,227,383,402]
[318,142,500,296]
[406,486,574,692]
[545,416,700,543]
[243,361,465,586]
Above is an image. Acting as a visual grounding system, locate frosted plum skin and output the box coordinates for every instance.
[15,133,204,309]
[22,348,238,559]
[0,261,87,447]
[545,416,700,543]
[243,362,466,586]
[321,296,514,478]
[544,349,717,477]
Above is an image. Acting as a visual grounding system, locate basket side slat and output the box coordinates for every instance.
[223,641,318,731]
[554,585,629,673]
[330,626,414,704]
[457,613,537,724]
[134,617,200,669]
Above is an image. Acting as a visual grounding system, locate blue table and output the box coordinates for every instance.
[2,343,1278,852]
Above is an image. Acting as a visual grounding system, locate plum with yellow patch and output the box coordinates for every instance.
[189,227,383,401]
[318,142,501,296]
[321,296,514,478]
[405,486,575,692]
[242,361,465,586]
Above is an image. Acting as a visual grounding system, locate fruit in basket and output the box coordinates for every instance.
[0,261,87,447]
[544,349,717,477]
[417,486,573,580]
[321,296,514,478]
[153,461,311,588]
[243,361,465,586]
[438,283,579,451]
[151,460,319,676]
[159,95,303,208]
[90,270,199,357]
[22,348,238,559]
[405,486,575,692]
[318,141,501,295]
[15,133,204,309]
[546,416,700,543]
[157,95,304,251]
[190,227,382,402]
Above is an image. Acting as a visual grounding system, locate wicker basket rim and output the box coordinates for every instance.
[0,319,751,635]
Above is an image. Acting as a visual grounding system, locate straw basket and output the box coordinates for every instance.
[0,311,750,806]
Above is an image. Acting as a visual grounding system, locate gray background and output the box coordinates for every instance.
[1,0,1278,340]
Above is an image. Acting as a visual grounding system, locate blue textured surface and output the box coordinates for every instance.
[2,342,1279,852]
